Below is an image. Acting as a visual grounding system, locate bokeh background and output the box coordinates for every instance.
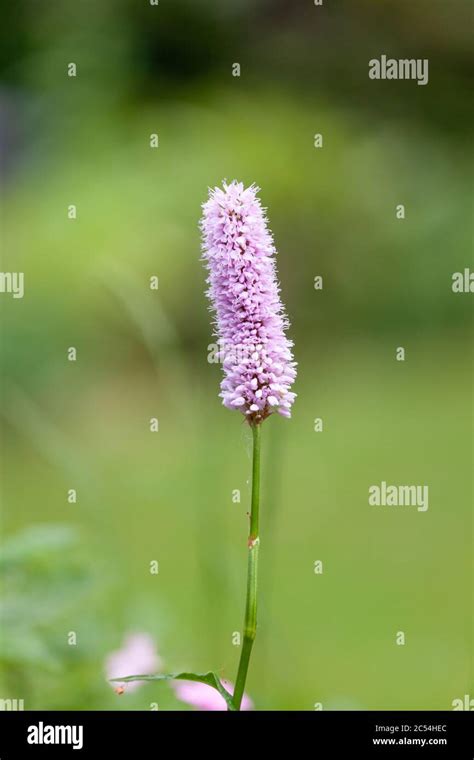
[0,0,472,710]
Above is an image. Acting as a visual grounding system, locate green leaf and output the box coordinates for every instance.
[110,671,236,711]
[0,525,79,569]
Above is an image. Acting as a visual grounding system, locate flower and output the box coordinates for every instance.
[201,181,297,423]
[105,633,161,693]
[173,680,253,711]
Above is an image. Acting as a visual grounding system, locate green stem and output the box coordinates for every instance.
[233,422,261,710]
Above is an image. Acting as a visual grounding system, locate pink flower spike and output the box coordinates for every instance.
[201,181,297,424]
[105,633,161,694]
[172,680,253,711]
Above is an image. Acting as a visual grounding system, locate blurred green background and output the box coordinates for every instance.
[0,0,472,710]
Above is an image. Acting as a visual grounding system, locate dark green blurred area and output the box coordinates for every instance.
[0,0,472,710]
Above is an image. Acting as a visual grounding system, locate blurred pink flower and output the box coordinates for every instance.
[173,680,253,711]
[105,633,161,693]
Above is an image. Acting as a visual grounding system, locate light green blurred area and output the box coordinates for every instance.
[0,0,472,710]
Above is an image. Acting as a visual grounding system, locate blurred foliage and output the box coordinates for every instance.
[0,525,89,690]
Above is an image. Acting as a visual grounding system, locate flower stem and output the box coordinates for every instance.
[233,422,261,710]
